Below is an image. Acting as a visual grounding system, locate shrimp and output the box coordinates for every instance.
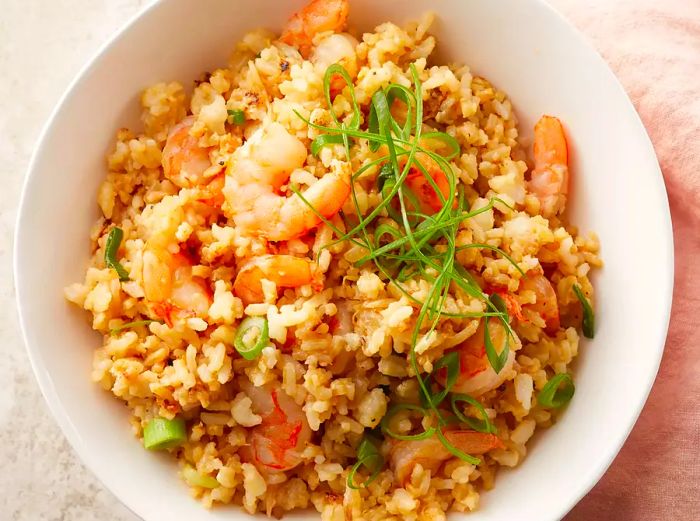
[280,0,350,58]
[519,272,560,333]
[162,116,216,188]
[389,430,504,485]
[311,33,359,94]
[240,381,312,471]
[233,254,314,305]
[528,115,569,217]
[399,152,458,214]
[142,249,212,326]
[223,121,350,241]
[440,319,518,397]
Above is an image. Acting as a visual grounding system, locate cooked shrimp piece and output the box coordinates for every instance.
[389,430,504,485]
[520,272,560,333]
[311,32,359,93]
[280,0,350,58]
[223,122,350,241]
[441,319,518,397]
[241,382,312,471]
[162,116,215,188]
[233,254,313,305]
[399,153,457,214]
[528,115,569,217]
[142,249,212,326]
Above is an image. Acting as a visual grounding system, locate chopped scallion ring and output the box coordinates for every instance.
[347,435,384,489]
[234,317,269,360]
[143,417,187,450]
[104,227,129,281]
[537,373,575,408]
[450,394,496,434]
[182,465,219,489]
[227,109,246,125]
[572,284,595,338]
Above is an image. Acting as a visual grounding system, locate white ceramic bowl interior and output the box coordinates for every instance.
[15,0,673,520]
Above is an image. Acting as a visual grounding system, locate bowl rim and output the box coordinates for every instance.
[13,0,674,520]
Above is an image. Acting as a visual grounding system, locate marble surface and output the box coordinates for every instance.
[0,1,683,520]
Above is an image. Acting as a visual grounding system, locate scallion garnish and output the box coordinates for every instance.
[109,319,156,335]
[450,394,497,434]
[104,227,129,281]
[292,63,527,465]
[143,417,187,450]
[537,373,575,408]
[182,465,219,489]
[227,109,246,125]
[234,317,269,360]
[572,284,595,338]
[347,435,384,489]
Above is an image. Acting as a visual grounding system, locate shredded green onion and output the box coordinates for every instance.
[311,134,345,156]
[234,317,269,360]
[293,63,528,462]
[483,319,510,375]
[182,465,219,489]
[489,293,507,315]
[109,320,156,335]
[347,435,384,489]
[143,417,187,450]
[104,227,129,281]
[227,109,246,125]
[572,284,595,338]
[450,394,496,434]
[537,373,575,408]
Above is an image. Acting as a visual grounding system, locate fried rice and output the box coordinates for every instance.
[64,2,601,519]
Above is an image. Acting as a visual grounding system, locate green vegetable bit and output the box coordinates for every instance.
[537,373,575,408]
[347,435,384,489]
[572,284,595,338]
[227,109,246,125]
[104,227,130,281]
[182,465,219,489]
[450,393,497,434]
[234,317,269,360]
[143,417,187,450]
[109,320,156,335]
[291,63,534,467]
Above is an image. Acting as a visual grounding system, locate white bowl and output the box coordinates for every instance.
[14,0,673,519]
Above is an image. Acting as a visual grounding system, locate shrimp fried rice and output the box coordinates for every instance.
[65,0,601,519]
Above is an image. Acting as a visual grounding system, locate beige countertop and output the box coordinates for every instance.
[1,3,146,519]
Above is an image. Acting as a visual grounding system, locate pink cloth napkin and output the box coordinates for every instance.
[546,0,700,519]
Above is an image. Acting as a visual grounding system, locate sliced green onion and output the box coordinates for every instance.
[572,284,595,339]
[234,317,269,360]
[311,133,345,156]
[227,109,245,125]
[435,428,481,466]
[347,435,384,489]
[537,373,575,408]
[104,227,129,281]
[143,417,187,450]
[489,293,507,315]
[182,465,219,489]
[380,404,436,441]
[109,320,156,335]
[421,352,460,408]
[376,162,394,190]
[450,394,496,434]
[483,319,509,374]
